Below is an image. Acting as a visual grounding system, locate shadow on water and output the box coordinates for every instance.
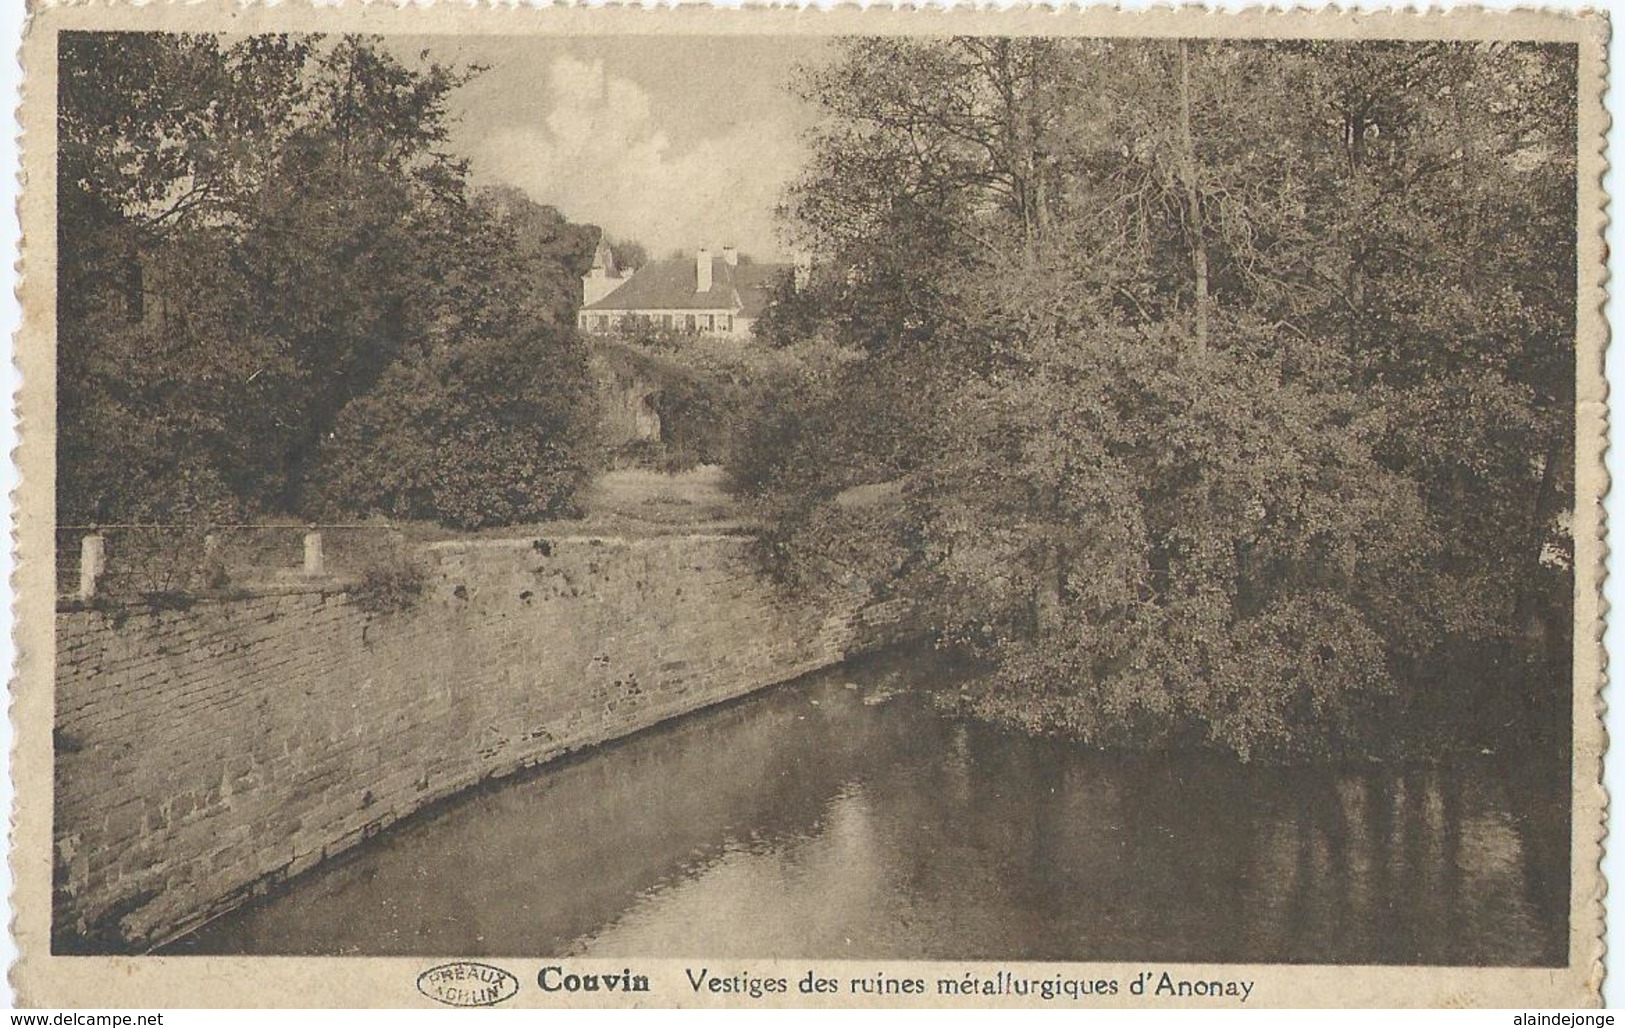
[168,655,1568,964]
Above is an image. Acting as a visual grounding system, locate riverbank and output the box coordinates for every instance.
[167,654,1568,965]
[53,522,901,954]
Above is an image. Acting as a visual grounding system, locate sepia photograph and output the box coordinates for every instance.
[13,4,1606,1008]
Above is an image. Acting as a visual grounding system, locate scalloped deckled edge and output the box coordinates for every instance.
[4,0,1612,1009]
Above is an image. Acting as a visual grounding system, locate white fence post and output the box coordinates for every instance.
[303,530,324,577]
[78,533,104,600]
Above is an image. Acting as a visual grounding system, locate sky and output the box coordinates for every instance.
[393,36,833,262]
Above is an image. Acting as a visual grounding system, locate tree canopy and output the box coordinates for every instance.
[58,32,604,528]
[742,38,1577,759]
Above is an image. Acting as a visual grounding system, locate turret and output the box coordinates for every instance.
[583,240,623,306]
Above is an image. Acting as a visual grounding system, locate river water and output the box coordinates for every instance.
[171,656,1569,965]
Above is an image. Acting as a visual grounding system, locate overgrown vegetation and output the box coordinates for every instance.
[351,548,430,615]
[593,332,798,472]
[58,33,603,530]
[739,39,1577,760]
[56,32,1577,762]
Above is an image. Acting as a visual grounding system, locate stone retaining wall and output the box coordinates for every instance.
[52,532,903,952]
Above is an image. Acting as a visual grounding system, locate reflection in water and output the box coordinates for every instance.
[170,661,1568,965]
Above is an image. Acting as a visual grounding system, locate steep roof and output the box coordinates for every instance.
[585,257,793,317]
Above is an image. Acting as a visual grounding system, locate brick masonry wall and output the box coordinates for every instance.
[53,532,905,953]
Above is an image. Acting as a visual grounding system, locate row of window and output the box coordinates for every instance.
[579,312,736,333]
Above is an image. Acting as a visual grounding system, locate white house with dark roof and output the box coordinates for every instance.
[578,242,791,339]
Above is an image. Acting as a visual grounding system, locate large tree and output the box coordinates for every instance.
[306,186,603,529]
[744,38,1577,758]
[57,33,603,527]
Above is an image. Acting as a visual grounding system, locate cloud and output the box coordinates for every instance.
[474,55,803,260]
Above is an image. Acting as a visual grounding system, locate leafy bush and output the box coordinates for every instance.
[351,548,430,616]
[309,327,601,530]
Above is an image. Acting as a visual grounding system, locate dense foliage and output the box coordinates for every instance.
[741,39,1577,759]
[58,33,602,528]
[592,331,799,472]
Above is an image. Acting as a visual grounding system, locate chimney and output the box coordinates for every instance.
[721,245,739,267]
[696,248,713,293]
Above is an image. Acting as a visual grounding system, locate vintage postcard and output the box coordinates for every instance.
[9,1,1609,1009]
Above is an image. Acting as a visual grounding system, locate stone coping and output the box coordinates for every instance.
[55,576,360,614]
[422,524,759,552]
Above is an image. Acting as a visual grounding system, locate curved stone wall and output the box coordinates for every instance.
[52,532,899,952]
